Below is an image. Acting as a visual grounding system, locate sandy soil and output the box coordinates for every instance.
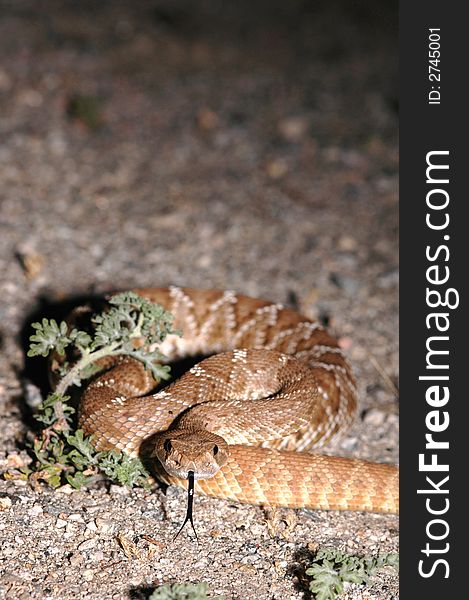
[0,1,398,598]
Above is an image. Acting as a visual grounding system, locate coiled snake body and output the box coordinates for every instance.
[79,287,398,514]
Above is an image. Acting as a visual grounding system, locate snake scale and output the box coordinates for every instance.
[78,287,398,514]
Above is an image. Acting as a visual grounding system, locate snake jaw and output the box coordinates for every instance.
[152,429,229,481]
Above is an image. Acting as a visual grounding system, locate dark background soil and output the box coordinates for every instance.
[0,1,398,598]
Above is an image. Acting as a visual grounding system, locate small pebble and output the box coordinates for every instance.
[265,158,289,179]
[28,504,43,516]
[363,408,386,426]
[110,485,129,496]
[337,235,358,252]
[89,550,105,562]
[340,436,358,451]
[277,116,310,142]
[249,524,265,537]
[55,518,67,529]
[196,108,220,131]
[68,513,84,522]
[69,553,84,567]
[0,497,12,510]
[78,538,97,551]
[86,520,98,532]
[95,518,113,533]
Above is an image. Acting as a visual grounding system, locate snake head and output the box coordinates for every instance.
[152,429,229,480]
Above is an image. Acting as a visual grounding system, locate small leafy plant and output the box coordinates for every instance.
[306,548,399,600]
[66,93,103,130]
[149,582,224,600]
[20,291,178,489]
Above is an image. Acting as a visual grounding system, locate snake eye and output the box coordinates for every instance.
[164,439,172,453]
[213,445,219,456]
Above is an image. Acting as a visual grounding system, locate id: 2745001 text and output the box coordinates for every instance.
[428,28,441,105]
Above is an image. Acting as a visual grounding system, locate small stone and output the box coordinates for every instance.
[17,88,43,107]
[68,513,84,522]
[378,268,399,289]
[338,336,353,351]
[196,108,220,131]
[82,569,94,581]
[249,524,265,537]
[209,529,223,538]
[0,68,12,91]
[109,484,129,496]
[265,158,288,179]
[350,345,368,361]
[95,518,113,533]
[89,550,105,562]
[15,246,45,279]
[278,116,310,143]
[0,497,12,510]
[196,254,212,268]
[6,452,31,469]
[78,538,97,551]
[340,436,358,451]
[337,235,358,252]
[235,562,258,574]
[86,520,98,532]
[63,524,80,539]
[55,518,67,529]
[363,408,386,426]
[28,504,43,517]
[69,553,84,567]
[193,559,209,569]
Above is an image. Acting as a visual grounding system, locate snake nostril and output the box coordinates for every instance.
[213,444,219,456]
[164,439,172,453]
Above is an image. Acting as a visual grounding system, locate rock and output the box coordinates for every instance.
[69,553,84,567]
[265,158,289,179]
[277,116,310,142]
[0,497,12,510]
[55,518,67,529]
[78,538,97,551]
[363,408,387,426]
[196,108,220,131]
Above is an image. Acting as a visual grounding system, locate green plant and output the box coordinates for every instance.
[306,548,399,600]
[66,94,103,130]
[21,291,178,489]
[149,582,224,600]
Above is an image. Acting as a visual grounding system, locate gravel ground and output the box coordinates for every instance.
[0,1,398,598]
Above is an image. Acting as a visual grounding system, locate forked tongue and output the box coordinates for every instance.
[173,470,198,542]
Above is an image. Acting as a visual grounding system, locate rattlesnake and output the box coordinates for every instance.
[78,287,398,514]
